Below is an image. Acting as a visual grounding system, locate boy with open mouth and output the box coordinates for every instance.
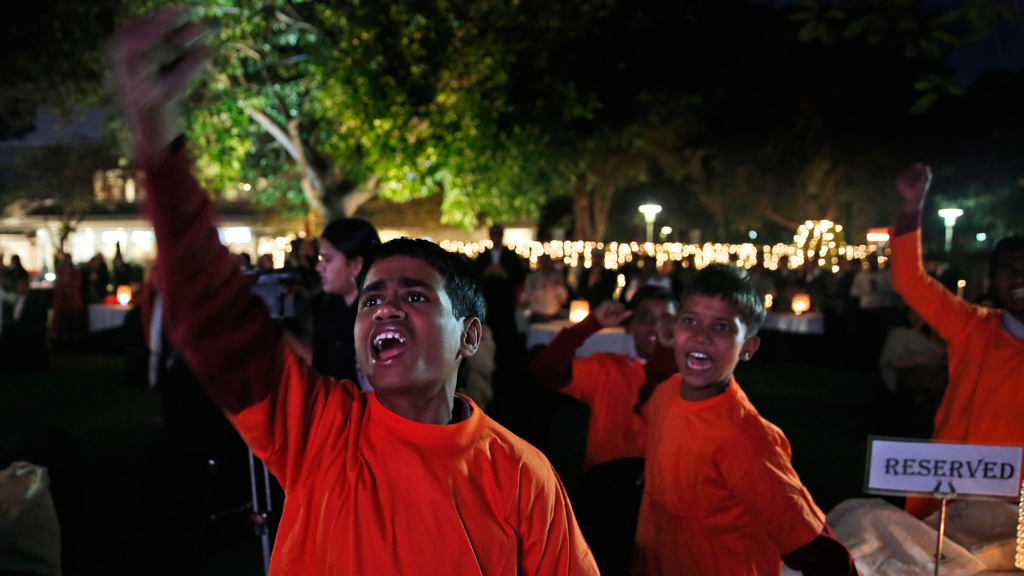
[891,164,1024,519]
[632,264,857,576]
[530,286,678,574]
[110,11,597,575]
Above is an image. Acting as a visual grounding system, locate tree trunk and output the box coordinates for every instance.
[572,175,595,241]
[591,184,615,242]
[339,175,381,218]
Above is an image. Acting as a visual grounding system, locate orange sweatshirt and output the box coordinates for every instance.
[890,229,1024,517]
[233,345,597,575]
[144,144,598,576]
[634,376,829,576]
[530,316,676,470]
[561,353,648,469]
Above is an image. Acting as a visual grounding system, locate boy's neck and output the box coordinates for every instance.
[678,376,731,402]
[375,379,459,425]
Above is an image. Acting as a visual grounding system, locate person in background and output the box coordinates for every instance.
[522,254,569,322]
[8,254,29,285]
[531,286,677,575]
[112,242,132,287]
[474,223,527,395]
[310,218,380,387]
[890,163,1024,518]
[850,253,897,366]
[49,251,85,350]
[634,264,857,576]
[878,308,947,394]
[257,253,275,270]
[83,254,110,304]
[577,249,617,308]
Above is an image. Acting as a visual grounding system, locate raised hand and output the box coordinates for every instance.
[592,300,633,327]
[895,163,932,213]
[108,9,211,162]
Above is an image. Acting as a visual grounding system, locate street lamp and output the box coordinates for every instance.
[937,208,964,253]
[639,204,662,243]
[660,226,673,239]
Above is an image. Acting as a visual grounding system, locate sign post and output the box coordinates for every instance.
[865,437,1023,575]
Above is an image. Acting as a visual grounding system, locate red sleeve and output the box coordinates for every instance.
[530,316,602,389]
[143,144,280,413]
[889,228,977,343]
[515,452,600,575]
[142,144,357,489]
[782,524,859,576]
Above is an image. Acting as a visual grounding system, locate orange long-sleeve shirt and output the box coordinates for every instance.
[233,345,596,575]
[144,144,598,576]
[561,353,648,469]
[634,376,827,576]
[890,229,1024,516]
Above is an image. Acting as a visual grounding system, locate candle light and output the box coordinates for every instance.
[116,285,132,306]
[765,294,773,309]
[791,293,810,316]
[569,300,590,323]
[956,279,966,299]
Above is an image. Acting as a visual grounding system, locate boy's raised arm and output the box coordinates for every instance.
[110,12,344,487]
[110,11,281,413]
[530,300,631,389]
[890,164,975,340]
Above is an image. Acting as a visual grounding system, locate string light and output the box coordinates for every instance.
[435,220,874,273]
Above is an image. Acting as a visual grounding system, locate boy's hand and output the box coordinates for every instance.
[592,300,632,327]
[109,9,211,162]
[895,163,932,213]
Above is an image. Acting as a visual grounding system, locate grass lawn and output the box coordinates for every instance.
[1,352,263,576]
[2,350,905,575]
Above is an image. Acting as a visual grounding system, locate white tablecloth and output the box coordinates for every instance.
[88,304,133,333]
[526,320,635,357]
[761,312,825,335]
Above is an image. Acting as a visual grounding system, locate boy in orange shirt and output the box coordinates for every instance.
[891,164,1024,518]
[634,264,857,576]
[531,287,678,470]
[531,287,677,574]
[110,13,597,576]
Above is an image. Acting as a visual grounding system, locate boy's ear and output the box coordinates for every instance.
[740,335,760,361]
[459,317,482,358]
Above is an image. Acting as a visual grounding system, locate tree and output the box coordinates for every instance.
[789,0,1018,111]
[121,0,560,228]
[0,0,118,139]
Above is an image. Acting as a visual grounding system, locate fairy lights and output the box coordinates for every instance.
[438,221,876,272]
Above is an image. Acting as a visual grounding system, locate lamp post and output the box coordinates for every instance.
[937,208,964,253]
[639,204,662,243]
[660,226,673,240]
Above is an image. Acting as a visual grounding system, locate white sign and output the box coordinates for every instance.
[866,438,1023,498]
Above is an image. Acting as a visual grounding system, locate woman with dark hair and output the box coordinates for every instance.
[312,218,380,387]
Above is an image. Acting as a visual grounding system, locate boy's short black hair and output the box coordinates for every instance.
[320,218,381,260]
[681,264,766,336]
[358,238,487,323]
[627,285,676,312]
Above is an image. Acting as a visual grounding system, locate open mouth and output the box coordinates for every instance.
[685,352,713,371]
[372,330,409,361]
